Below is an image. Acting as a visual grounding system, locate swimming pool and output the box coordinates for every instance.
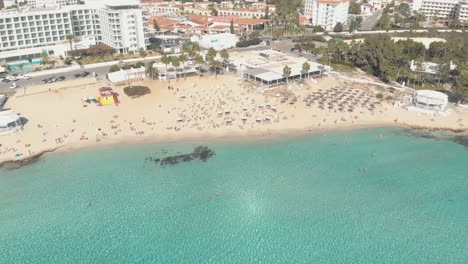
[7,59,43,74]
[8,58,42,67]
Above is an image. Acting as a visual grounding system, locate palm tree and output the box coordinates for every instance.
[178,54,188,79]
[283,66,291,84]
[41,53,50,66]
[220,49,229,72]
[302,62,310,79]
[66,35,75,53]
[161,55,171,80]
[182,43,192,55]
[207,48,217,62]
[145,62,158,80]
[211,60,223,78]
[194,54,205,74]
[139,48,147,61]
[171,56,180,80]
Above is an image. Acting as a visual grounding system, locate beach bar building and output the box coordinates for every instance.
[0,110,22,135]
[410,90,448,111]
[230,50,324,87]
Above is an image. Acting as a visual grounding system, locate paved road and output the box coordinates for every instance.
[0,65,111,91]
[360,10,383,31]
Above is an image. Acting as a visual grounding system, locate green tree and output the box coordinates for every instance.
[302,62,311,79]
[153,19,160,31]
[395,3,411,17]
[139,48,147,61]
[194,54,205,74]
[66,34,75,53]
[230,19,234,34]
[220,49,229,62]
[171,56,180,80]
[349,2,361,15]
[264,6,270,19]
[161,55,171,78]
[211,60,223,77]
[145,62,158,80]
[207,48,217,62]
[178,54,188,79]
[283,65,291,83]
[109,64,120,73]
[376,12,391,30]
[333,22,343,33]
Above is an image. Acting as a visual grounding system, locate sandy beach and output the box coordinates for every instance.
[1,73,467,165]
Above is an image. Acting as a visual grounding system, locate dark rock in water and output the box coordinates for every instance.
[147,146,215,166]
[453,136,468,148]
[399,128,468,148]
[0,149,56,171]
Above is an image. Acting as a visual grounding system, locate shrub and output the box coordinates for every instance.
[385,96,394,100]
[109,65,120,73]
[236,38,261,48]
[376,93,384,99]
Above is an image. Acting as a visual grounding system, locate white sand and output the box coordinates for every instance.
[1,74,467,163]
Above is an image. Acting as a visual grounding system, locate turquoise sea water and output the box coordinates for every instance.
[1,128,468,263]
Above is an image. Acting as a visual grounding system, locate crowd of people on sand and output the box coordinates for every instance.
[1,75,467,162]
[0,79,389,160]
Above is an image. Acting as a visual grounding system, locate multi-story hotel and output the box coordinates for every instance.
[457,0,468,21]
[0,0,148,61]
[304,0,350,30]
[26,0,80,8]
[412,0,468,22]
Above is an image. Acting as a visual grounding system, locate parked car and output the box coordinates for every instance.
[1,78,11,82]
[20,75,31,79]
[82,71,90,77]
[73,73,81,79]
[57,76,66,81]
[10,83,19,89]
[7,76,19,81]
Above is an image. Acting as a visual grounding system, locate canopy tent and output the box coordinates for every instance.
[0,110,22,136]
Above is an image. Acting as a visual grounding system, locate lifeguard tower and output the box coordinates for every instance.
[97,87,120,106]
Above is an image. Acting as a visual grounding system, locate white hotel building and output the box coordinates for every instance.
[0,0,148,62]
[303,0,350,30]
[26,0,80,8]
[412,0,468,22]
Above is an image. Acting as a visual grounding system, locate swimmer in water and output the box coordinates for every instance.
[86,202,91,207]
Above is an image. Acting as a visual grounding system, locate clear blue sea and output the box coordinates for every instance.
[1,128,467,263]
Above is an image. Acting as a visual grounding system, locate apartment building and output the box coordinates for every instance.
[304,0,350,30]
[412,0,463,19]
[0,8,73,52]
[27,0,80,8]
[0,0,148,62]
[97,2,148,53]
[456,0,468,21]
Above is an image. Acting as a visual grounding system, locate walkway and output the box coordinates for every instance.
[330,72,415,93]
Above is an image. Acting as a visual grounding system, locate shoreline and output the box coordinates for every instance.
[1,75,467,169]
[2,122,466,170]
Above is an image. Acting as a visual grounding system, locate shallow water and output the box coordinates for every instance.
[1,128,467,263]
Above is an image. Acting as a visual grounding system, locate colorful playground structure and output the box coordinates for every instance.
[97,87,120,106]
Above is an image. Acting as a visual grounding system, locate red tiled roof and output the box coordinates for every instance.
[317,0,349,4]
[147,16,180,27]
